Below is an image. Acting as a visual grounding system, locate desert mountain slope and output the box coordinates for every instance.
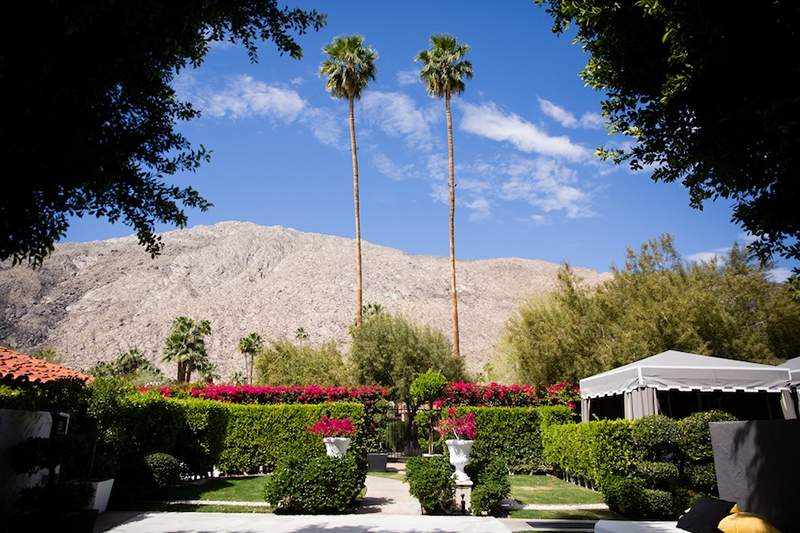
[0,221,609,376]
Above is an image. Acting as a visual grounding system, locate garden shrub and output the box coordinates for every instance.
[217,402,365,473]
[470,458,511,516]
[677,410,736,463]
[684,463,718,494]
[406,456,455,514]
[457,405,574,473]
[172,398,229,475]
[634,460,680,488]
[144,452,181,491]
[264,451,366,513]
[600,475,673,519]
[631,415,679,461]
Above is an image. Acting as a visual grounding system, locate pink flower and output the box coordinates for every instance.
[306,416,355,437]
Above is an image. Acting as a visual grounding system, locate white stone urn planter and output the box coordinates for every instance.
[445,439,474,484]
[86,478,115,513]
[323,437,351,458]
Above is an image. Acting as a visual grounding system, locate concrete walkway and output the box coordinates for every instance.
[358,474,421,515]
[95,512,512,532]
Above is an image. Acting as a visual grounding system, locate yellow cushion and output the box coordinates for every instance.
[718,512,780,533]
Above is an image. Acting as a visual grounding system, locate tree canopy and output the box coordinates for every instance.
[1,1,325,266]
[416,35,473,99]
[350,312,464,404]
[255,339,350,386]
[320,35,378,101]
[162,316,212,383]
[501,235,800,384]
[536,1,800,269]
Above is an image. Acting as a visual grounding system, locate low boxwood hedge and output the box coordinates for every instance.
[406,456,455,514]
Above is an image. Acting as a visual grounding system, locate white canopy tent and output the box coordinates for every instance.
[778,356,800,417]
[579,350,796,421]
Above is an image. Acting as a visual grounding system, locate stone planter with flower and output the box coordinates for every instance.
[436,408,477,484]
[306,416,355,458]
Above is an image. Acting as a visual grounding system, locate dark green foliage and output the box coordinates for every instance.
[0,378,89,413]
[86,349,165,386]
[677,410,737,463]
[144,452,181,491]
[406,456,455,514]
[410,370,448,407]
[470,459,511,516]
[504,237,800,384]
[543,419,635,485]
[350,312,465,404]
[9,437,59,474]
[2,1,324,266]
[536,1,800,267]
[264,451,365,513]
[255,339,351,386]
[460,406,575,473]
[162,316,212,383]
[635,461,680,489]
[631,415,679,461]
[601,475,673,519]
[217,402,365,473]
[684,463,718,494]
[15,482,94,513]
[173,399,229,475]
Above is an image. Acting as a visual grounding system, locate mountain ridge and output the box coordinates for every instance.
[0,221,610,376]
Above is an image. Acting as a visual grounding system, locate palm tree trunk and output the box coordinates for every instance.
[445,94,461,357]
[177,360,186,383]
[349,96,364,327]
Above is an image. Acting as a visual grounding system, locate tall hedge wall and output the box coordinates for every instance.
[455,405,575,473]
[218,402,365,472]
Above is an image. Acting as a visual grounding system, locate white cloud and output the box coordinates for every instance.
[685,249,730,263]
[289,77,304,86]
[465,196,491,221]
[538,97,604,130]
[361,91,435,148]
[182,74,343,148]
[460,102,590,161]
[768,267,792,283]
[372,152,417,181]
[199,75,306,120]
[396,70,420,86]
[538,97,578,128]
[498,157,593,219]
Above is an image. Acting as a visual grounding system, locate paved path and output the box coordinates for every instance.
[95,512,512,532]
[358,474,420,515]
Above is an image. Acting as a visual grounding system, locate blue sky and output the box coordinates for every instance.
[65,1,794,279]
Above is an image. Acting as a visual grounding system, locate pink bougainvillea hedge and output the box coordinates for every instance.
[139,384,387,406]
[433,381,580,410]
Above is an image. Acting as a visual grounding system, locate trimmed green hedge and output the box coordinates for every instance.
[455,405,575,473]
[218,402,365,473]
[544,410,737,519]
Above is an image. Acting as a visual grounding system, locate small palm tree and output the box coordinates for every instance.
[237,332,263,385]
[162,317,212,382]
[417,35,473,357]
[320,35,378,328]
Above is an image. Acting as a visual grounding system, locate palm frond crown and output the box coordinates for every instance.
[320,35,378,100]
[416,35,473,98]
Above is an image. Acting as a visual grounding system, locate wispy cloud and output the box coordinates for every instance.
[179,74,344,148]
[372,152,417,181]
[685,248,731,263]
[498,157,593,219]
[396,70,420,86]
[459,102,590,161]
[361,91,437,148]
[768,267,792,283]
[537,97,604,130]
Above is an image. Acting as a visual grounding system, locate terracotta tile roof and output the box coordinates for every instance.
[0,346,93,384]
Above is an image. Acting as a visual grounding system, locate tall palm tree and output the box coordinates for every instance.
[417,35,473,357]
[320,35,377,328]
[237,332,263,385]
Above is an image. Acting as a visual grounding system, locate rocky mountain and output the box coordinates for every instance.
[0,221,609,377]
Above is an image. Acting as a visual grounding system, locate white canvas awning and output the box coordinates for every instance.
[580,350,792,399]
[580,351,796,421]
[778,356,800,386]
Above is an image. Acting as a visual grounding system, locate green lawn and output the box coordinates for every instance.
[117,502,272,513]
[161,476,268,502]
[367,470,406,481]
[509,509,622,520]
[509,474,604,505]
